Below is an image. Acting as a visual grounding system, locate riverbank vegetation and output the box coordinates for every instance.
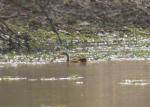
[0,0,150,63]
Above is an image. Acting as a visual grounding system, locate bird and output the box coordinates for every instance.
[59,52,87,63]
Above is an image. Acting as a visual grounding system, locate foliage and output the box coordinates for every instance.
[0,0,150,62]
[133,51,150,57]
[63,0,72,5]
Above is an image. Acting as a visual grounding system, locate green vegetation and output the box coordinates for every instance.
[0,0,150,63]
[0,23,149,63]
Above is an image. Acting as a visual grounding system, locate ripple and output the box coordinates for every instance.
[1,76,27,81]
[75,81,84,85]
[0,76,84,82]
[119,79,150,86]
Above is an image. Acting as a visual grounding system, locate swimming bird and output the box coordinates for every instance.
[59,52,87,63]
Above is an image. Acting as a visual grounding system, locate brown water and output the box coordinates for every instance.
[0,61,150,107]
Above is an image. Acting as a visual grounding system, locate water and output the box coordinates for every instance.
[0,61,150,107]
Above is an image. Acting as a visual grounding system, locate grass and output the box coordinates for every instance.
[0,24,150,63]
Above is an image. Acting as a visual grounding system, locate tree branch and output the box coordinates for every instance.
[0,12,18,20]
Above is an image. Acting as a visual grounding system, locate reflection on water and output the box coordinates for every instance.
[120,79,150,86]
[0,61,150,107]
[0,76,84,82]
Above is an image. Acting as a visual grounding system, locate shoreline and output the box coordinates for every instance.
[0,58,149,67]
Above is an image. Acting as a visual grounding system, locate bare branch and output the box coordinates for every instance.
[0,12,18,20]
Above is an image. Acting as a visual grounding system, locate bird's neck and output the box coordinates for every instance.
[63,52,69,62]
[66,53,69,62]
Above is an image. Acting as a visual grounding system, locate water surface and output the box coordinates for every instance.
[0,61,150,107]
